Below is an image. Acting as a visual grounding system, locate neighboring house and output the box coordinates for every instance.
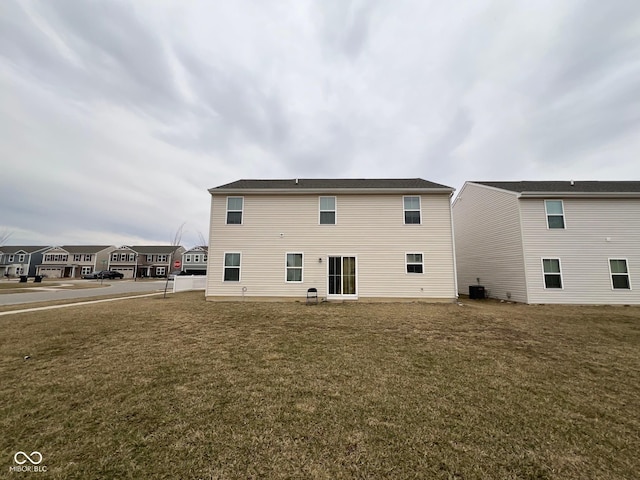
[453,181,640,304]
[0,246,48,277]
[108,245,186,278]
[38,246,116,278]
[181,246,208,275]
[206,178,458,301]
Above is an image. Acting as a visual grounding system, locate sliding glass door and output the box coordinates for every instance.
[328,256,357,297]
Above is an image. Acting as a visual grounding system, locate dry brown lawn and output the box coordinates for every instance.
[1,294,638,479]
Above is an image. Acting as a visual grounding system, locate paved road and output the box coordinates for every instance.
[0,279,170,306]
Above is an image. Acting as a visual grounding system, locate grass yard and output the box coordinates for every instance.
[1,294,638,479]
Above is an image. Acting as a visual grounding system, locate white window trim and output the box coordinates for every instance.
[285,252,304,283]
[8,255,14,262]
[545,200,566,229]
[18,254,25,262]
[326,254,358,299]
[541,258,564,290]
[226,196,244,225]
[405,252,424,274]
[608,258,632,290]
[403,196,422,225]
[223,252,242,282]
[318,196,337,225]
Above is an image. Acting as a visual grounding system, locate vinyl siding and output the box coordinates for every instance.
[452,183,528,302]
[207,193,456,300]
[521,197,640,304]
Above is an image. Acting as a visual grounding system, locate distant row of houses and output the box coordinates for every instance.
[204,178,640,305]
[0,245,208,279]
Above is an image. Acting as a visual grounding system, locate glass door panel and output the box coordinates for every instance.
[342,257,356,295]
[328,256,356,296]
[328,256,342,295]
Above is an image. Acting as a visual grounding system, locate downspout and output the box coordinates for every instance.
[448,191,459,301]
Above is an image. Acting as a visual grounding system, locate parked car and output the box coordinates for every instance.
[82,270,124,279]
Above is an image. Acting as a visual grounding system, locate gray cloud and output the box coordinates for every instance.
[1,0,639,245]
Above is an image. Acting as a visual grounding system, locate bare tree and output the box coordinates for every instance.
[0,229,12,246]
[170,222,186,247]
[197,230,208,249]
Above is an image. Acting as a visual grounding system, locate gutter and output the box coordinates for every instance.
[208,187,455,195]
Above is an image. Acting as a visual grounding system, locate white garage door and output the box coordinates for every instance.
[113,268,134,279]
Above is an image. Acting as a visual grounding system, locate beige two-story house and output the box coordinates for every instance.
[206,178,457,301]
[453,181,640,304]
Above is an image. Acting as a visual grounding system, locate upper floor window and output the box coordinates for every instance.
[203,255,208,262]
[157,255,168,263]
[185,255,192,263]
[545,200,565,229]
[119,253,127,261]
[406,253,424,274]
[18,254,25,262]
[147,255,154,262]
[319,197,336,225]
[609,259,631,289]
[194,254,201,263]
[8,255,14,262]
[403,196,421,224]
[286,253,303,282]
[128,253,135,262]
[44,254,67,262]
[542,258,563,289]
[111,253,118,261]
[73,254,82,262]
[84,254,93,261]
[226,197,244,225]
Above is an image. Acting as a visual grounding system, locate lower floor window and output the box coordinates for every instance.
[81,266,92,275]
[286,253,303,282]
[16,267,24,275]
[609,259,631,289]
[224,253,241,282]
[542,258,562,289]
[156,267,166,276]
[406,253,424,274]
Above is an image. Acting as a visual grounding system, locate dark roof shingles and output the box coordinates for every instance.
[213,178,453,190]
[475,181,640,194]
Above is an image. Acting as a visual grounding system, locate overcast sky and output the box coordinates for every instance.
[1,0,639,247]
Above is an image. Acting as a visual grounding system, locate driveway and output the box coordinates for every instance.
[0,279,170,306]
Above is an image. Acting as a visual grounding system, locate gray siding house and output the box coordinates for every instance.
[109,245,186,278]
[453,181,640,304]
[181,246,208,275]
[38,246,115,278]
[0,246,48,278]
[206,178,457,302]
